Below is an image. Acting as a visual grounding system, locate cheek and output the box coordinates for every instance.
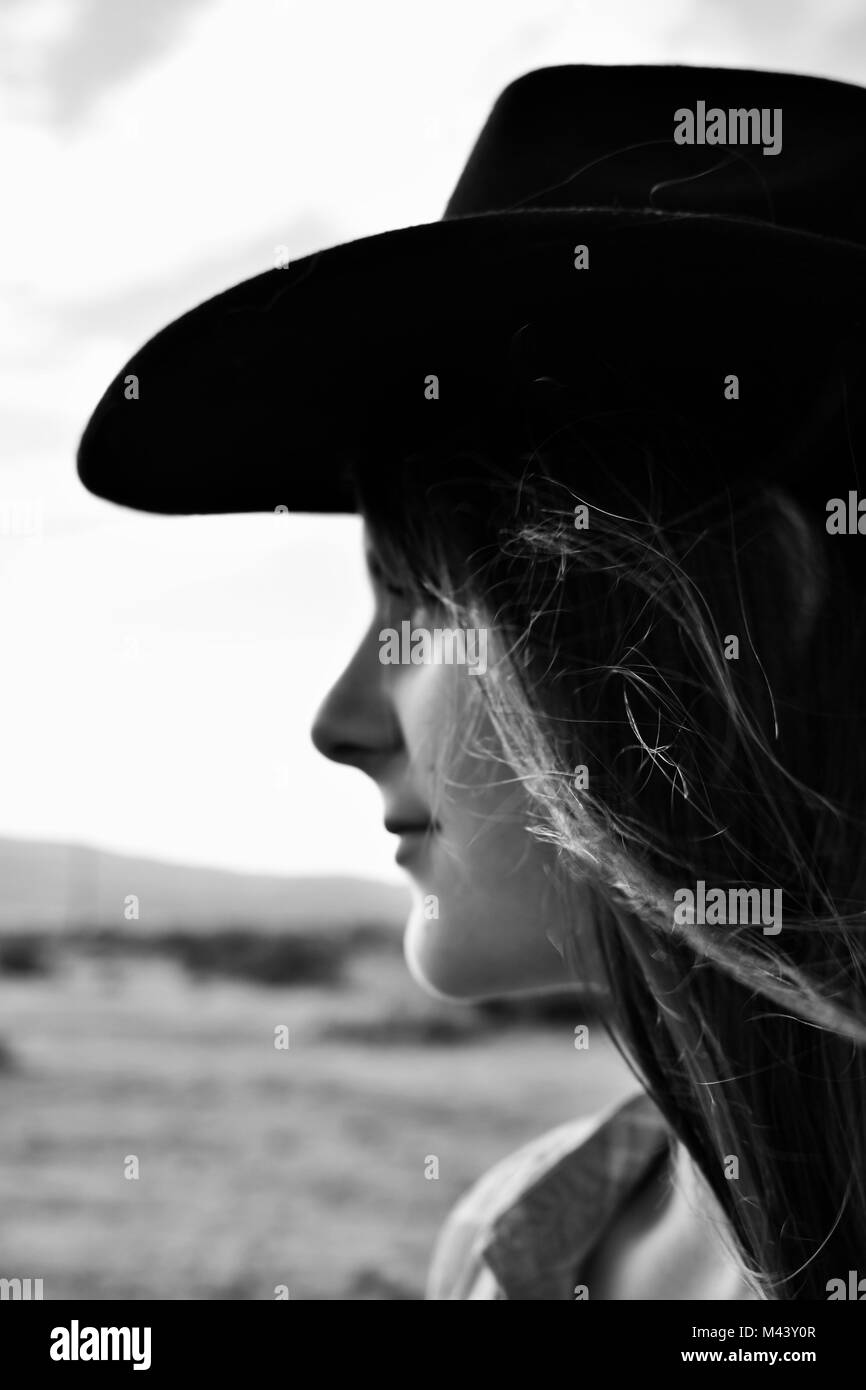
[392,656,536,871]
[393,667,573,998]
[403,836,571,1000]
[389,658,474,799]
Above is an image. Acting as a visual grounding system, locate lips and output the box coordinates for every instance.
[385,819,437,836]
[384,817,439,868]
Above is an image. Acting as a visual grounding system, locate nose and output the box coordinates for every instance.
[310,618,401,772]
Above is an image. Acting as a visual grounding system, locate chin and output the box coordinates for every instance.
[401,899,558,1004]
[402,902,489,1002]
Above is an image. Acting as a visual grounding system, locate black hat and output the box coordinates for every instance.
[75,64,866,522]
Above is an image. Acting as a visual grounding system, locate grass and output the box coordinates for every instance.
[0,941,635,1300]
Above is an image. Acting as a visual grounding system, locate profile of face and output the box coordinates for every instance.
[311,526,589,1002]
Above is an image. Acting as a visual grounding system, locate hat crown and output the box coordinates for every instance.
[444,64,866,245]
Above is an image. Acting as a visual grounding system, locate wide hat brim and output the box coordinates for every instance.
[76,205,866,518]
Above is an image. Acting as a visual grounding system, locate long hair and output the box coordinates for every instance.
[352,395,866,1300]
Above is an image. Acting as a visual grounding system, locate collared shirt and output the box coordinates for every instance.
[425,1089,677,1300]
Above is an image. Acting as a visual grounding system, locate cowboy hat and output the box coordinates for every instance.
[75,64,866,523]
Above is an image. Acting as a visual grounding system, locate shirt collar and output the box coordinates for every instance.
[480,1090,671,1299]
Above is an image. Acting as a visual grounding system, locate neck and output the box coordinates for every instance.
[584,1132,760,1300]
[661,1139,759,1299]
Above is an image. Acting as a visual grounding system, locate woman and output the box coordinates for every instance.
[311,427,866,1301]
[77,63,866,1300]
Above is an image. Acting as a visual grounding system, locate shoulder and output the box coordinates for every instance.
[426,1088,670,1300]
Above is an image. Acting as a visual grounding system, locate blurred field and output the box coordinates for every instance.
[0,936,634,1300]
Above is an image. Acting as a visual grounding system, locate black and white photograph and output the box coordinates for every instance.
[3,0,866,1359]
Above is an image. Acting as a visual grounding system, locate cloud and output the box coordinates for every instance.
[663,0,866,78]
[45,212,340,344]
[0,0,211,128]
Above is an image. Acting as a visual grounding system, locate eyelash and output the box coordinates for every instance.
[368,557,437,611]
[369,561,412,601]
[382,584,437,625]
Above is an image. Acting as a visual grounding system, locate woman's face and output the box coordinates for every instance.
[310,525,587,1001]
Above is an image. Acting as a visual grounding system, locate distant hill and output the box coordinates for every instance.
[0,836,410,934]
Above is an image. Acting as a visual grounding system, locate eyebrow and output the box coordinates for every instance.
[363,545,393,589]
[363,545,383,581]
[364,546,414,601]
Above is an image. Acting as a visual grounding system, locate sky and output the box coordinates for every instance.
[2,0,865,881]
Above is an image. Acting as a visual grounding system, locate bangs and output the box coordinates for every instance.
[350,440,512,613]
